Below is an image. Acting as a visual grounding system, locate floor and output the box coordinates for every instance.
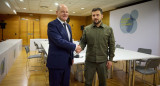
[0,47,156,86]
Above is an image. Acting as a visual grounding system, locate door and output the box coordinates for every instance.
[20,17,40,46]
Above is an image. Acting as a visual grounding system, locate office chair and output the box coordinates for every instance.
[34,41,43,53]
[24,46,42,78]
[116,44,120,48]
[135,58,160,86]
[136,48,152,66]
[40,44,48,69]
[40,44,48,85]
[115,44,124,49]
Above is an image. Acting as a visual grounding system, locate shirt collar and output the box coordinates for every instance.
[92,22,104,28]
[57,17,67,25]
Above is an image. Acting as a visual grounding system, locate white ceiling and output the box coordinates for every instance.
[0,0,149,16]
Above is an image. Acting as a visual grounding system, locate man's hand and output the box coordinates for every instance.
[106,61,112,69]
[75,45,82,53]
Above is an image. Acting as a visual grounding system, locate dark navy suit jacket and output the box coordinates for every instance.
[47,19,76,69]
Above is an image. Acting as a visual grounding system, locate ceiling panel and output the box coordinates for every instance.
[0,0,15,14]
[0,0,150,16]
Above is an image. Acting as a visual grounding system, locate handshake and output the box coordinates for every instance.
[75,45,82,53]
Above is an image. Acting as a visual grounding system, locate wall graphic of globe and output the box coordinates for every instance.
[120,10,138,33]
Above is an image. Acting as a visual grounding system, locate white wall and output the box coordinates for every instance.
[110,0,160,56]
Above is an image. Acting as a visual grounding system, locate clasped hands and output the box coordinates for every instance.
[75,45,82,53]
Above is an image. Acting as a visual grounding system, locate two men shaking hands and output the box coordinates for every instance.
[75,45,82,54]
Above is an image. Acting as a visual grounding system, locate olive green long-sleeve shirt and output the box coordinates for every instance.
[79,23,115,63]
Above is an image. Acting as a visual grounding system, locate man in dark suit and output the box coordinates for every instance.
[47,4,81,86]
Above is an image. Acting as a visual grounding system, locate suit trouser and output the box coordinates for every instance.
[84,61,107,86]
[48,64,71,86]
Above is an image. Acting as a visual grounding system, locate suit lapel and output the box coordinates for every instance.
[55,19,69,41]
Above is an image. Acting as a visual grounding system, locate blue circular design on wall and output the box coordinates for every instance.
[120,10,138,34]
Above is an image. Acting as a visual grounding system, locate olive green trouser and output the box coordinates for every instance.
[84,61,107,86]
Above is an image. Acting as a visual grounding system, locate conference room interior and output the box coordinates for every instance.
[0,0,160,86]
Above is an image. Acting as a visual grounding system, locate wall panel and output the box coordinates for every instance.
[0,15,20,41]
[34,20,40,39]
[40,14,56,39]
[20,20,27,45]
[0,13,102,42]
[19,14,40,45]
[69,16,86,41]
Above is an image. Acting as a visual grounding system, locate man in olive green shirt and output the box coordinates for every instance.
[79,8,115,86]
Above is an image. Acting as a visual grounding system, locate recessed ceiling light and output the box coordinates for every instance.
[55,3,59,6]
[73,12,76,13]
[23,8,26,9]
[81,8,84,9]
[81,8,85,10]
[13,10,17,14]
[49,10,53,11]
[20,0,23,2]
[5,2,11,8]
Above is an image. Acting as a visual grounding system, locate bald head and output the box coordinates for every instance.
[57,4,68,11]
[56,4,69,22]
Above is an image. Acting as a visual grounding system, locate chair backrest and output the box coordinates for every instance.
[145,58,160,68]
[137,48,152,54]
[116,44,124,49]
[24,46,30,54]
[34,42,39,49]
[116,44,120,48]
[34,41,42,49]
[34,41,36,46]
[41,44,47,55]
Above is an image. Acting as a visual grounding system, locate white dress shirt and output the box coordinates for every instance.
[57,18,71,41]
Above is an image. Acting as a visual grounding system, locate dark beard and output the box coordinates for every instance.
[93,20,101,25]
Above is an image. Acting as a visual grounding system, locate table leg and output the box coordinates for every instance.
[126,61,128,73]
[81,64,85,83]
[132,60,136,86]
[153,68,158,85]
[128,60,132,86]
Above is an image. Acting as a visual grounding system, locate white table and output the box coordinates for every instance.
[0,39,22,82]
[40,40,160,86]
[114,48,160,86]
[114,48,160,61]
